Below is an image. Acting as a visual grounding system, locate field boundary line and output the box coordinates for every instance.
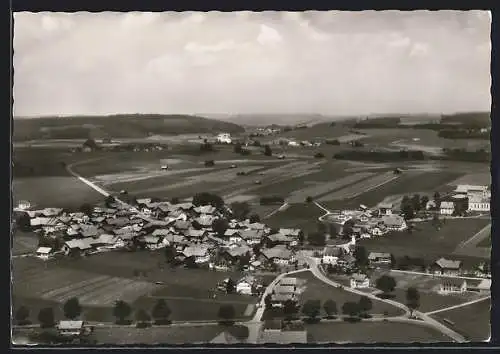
[425,296,491,316]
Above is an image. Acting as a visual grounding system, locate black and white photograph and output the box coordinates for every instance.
[11,10,492,345]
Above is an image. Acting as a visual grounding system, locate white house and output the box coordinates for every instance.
[236,278,253,295]
[35,247,54,260]
[350,273,370,289]
[378,203,393,216]
[438,279,467,294]
[467,194,490,212]
[440,201,455,215]
[57,321,85,336]
[217,133,232,144]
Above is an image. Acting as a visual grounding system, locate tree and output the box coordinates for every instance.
[104,195,115,208]
[218,304,236,325]
[193,192,224,210]
[164,245,176,263]
[63,297,82,320]
[406,287,420,317]
[38,307,55,328]
[212,218,229,237]
[433,191,441,208]
[301,300,321,321]
[411,194,421,212]
[16,212,32,232]
[420,195,430,210]
[264,145,272,156]
[305,196,313,203]
[252,244,262,257]
[358,296,373,317]
[342,302,360,318]
[375,275,397,297]
[113,300,132,324]
[353,245,368,269]
[401,203,415,220]
[264,294,273,310]
[308,232,326,246]
[15,306,30,325]
[283,300,299,321]
[135,309,151,328]
[83,138,98,150]
[400,195,410,211]
[249,213,261,223]
[79,203,93,216]
[231,202,251,221]
[226,278,236,294]
[323,300,337,318]
[171,197,180,204]
[298,231,305,246]
[314,152,325,158]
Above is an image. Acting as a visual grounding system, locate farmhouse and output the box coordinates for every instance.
[57,320,85,336]
[431,258,462,276]
[35,247,54,260]
[381,215,407,231]
[467,194,490,212]
[261,245,294,265]
[368,252,392,268]
[182,245,211,264]
[143,235,164,250]
[322,246,342,265]
[378,203,393,216]
[467,279,491,294]
[217,133,232,144]
[438,279,468,294]
[440,201,455,215]
[62,239,94,256]
[350,273,370,289]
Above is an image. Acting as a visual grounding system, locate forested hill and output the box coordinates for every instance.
[13,114,245,141]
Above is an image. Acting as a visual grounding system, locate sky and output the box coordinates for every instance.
[13,11,491,117]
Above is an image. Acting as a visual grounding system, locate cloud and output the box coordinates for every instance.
[13,11,491,117]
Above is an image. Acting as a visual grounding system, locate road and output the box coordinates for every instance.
[301,254,467,343]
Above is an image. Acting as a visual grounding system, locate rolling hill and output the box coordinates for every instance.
[13,114,245,141]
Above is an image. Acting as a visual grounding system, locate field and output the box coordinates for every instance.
[12,231,38,256]
[322,170,463,210]
[296,271,404,317]
[87,325,226,344]
[430,298,491,342]
[359,218,491,262]
[306,321,451,343]
[265,203,325,234]
[447,172,491,187]
[13,176,105,210]
[12,252,258,323]
[369,270,484,313]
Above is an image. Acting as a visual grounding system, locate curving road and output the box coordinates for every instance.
[301,255,466,343]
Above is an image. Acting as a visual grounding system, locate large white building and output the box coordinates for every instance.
[454,184,490,212]
[216,133,232,144]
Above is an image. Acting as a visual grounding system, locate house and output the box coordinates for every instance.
[184,229,207,241]
[467,194,490,212]
[240,229,263,245]
[195,214,216,227]
[438,279,468,294]
[440,201,455,215]
[370,225,386,237]
[62,238,95,256]
[228,233,244,244]
[143,235,164,250]
[455,185,489,198]
[261,245,294,265]
[467,279,491,294]
[236,276,255,295]
[426,200,437,210]
[217,133,232,144]
[368,252,392,268]
[194,205,216,214]
[93,234,124,250]
[40,208,64,217]
[322,246,342,265]
[350,273,370,289]
[266,233,294,246]
[57,320,85,336]
[174,220,191,231]
[378,203,393,216]
[431,258,462,276]
[381,215,407,231]
[35,247,54,260]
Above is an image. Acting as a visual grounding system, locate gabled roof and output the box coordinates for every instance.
[185,229,206,238]
[368,252,391,260]
[262,246,292,260]
[95,234,118,245]
[224,229,241,237]
[381,215,405,227]
[279,228,301,236]
[36,247,53,254]
[194,205,216,214]
[143,235,161,244]
[152,229,171,236]
[174,220,191,230]
[58,320,84,330]
[441,278,467,287]
[440,201,454,209]
[240,229,263,239]
[351,273,368,282]
[435,257,462,270]
[183,245,209,257]
[323,246,342,257]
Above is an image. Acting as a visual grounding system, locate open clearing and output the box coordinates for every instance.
[265,203,325,234]
[13,177,105,210]
[447,172,491,187]
[369,271,484,313]
[430,297,490,342]
[359,218,490,262]
[297,271,404,317]
[306,321,451,343]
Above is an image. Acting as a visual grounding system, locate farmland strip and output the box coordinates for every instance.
[43,275,112,303]
[318,172,398,201]
[77,278,136,305]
